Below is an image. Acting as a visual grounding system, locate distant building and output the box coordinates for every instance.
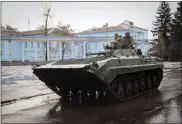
[1,28,86,62]
[76,20,151,54]
[1,20,152,62]
[77,20,148,39]
[2,28,62,62]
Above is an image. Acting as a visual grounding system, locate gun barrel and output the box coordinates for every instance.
[86,52,106,56]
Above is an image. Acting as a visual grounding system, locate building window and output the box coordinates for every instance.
[25,41,28,48]
[37,42,40,48]
[31,41,33,47]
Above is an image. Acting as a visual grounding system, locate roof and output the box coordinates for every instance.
[1,28,75,37]
[130,26,148,31]
[117,20,148,31]
[78,25,127,34]
[21,28,70,36]
[77,20,148,34]
[21,28,54,36]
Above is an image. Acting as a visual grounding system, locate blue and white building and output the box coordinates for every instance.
[1,20,152,62]
[76,20,151,54]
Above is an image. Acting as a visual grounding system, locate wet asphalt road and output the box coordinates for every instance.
[1,62,181,124]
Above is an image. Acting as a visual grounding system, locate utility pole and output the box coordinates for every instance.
[28,17,30,31]
[103,23,108,37]
[45,7,50,37]
[42,5,51,61]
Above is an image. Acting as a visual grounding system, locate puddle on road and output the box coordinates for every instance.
[2,90,182,124]
[3,90,170,123]
[134,94,181,124]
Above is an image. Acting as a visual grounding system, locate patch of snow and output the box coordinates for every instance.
[1,66,54,102]
[163,62,181,69]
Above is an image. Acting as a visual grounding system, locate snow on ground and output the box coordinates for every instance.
[163,62,181,69]
[1,66,38,84]
[1,66,55,102]
[1,81,54,102]
[2,66,34,77]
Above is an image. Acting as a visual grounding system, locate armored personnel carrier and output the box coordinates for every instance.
[33,42,163,101]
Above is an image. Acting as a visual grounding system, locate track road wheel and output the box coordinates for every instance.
[61,89,70,97]
[133,80,140,94]
[116,82,126,100]
[156,69,163,88]
[139,78,146,92]
[88,90,96,98]
[146,76,152,90]
[46,83,62,96]
[125,81,133,97]
[152,75,158,88]
[97,91,105,97]
[71,89,79,96]
[80,89,88,97]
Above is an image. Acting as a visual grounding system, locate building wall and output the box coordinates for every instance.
[77,30,146,43]
[1,40,10,61]
[1,40,6,61]
[1,35,152,62]
[1,36,92,62]
[77,27,150,54]
[23,41,68,61]
[11,40,22,61]
[86,41,110,54]
[24,41,45,61]
[130,27,148,40]
[1,40,5,61]
[49,41,61,60]
[77,30,136,38]
[1,40,22,61]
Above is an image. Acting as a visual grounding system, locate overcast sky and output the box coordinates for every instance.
[2,2,178,39]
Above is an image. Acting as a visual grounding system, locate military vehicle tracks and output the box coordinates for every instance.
[45,68,163,102]
[108,68,163,101]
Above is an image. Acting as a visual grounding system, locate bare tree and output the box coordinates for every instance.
[1,25,5,30]
[1,24,19,32]
[41,4,52,61]
[56,22,75,59]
